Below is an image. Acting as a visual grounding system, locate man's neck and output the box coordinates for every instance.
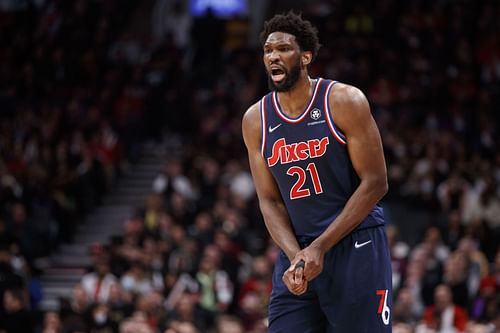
[277,73,314,118]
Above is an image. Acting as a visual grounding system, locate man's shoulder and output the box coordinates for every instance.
[326,82,369,116]
[327,82,366,103]
[242,99,264,146]
[242,99,262,126]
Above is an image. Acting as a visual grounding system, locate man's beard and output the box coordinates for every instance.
[268,61,301,92]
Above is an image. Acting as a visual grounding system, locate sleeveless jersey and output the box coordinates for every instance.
[260,78,385,237]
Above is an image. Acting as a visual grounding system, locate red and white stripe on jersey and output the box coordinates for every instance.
[259,96,267,157]
[272,78,323,123]
[324,81,347,145]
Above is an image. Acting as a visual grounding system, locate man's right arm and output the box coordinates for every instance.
[241,102,300,261]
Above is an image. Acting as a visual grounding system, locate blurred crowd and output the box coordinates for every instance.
[1,0,499,333]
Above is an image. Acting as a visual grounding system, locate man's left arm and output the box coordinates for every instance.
[299,83,388,281]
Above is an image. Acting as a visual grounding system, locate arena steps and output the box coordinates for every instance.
[39,145,166,311]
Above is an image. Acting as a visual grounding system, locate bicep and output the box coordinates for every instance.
[330,86,387,182]
[242,106,283,202]
[247,149,282,202]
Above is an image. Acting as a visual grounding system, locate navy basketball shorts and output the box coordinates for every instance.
[268,226,392,333]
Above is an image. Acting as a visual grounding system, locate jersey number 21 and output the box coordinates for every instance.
[287,162,323,200]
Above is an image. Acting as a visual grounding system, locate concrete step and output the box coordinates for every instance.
[87,209,132,217]
[78,220,124,231]
[39,298,60,311]
[73,232,114,245]
[126,168,159,176]
[41,275,82,285]
[112,185,153,193]
[81,222,126,232]
[116,178,155,187]
[43,286,75,298]
[102,196,148,205]
[41,148,165,313]
[41,280,77,289]
[50,255,92,268]
[57,244,90,257]
[43,267,87,275]
[75,228,122,239]
[94,204,134,212]
[131,163,162,170]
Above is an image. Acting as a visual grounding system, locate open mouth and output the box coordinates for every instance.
[270,67,286,82]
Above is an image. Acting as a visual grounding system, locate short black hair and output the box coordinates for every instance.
[260,11,321,61]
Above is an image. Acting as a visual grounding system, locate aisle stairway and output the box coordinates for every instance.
[38,148,165,311]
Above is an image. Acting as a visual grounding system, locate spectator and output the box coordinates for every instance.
[119,311,154,333]
[164,291,209,332]
[420,284,469,333]
[387,224,410,293]
[393,287,422,327]
[0,288,35,333]
[0,243,24,302]
[195,245,233,315]
[215,315,245,333]
[412,226,449,305]
[470,275,498,323]
[42,311,62,333]
[120,260,154,296]
[443,251,472,308]
[88,302,115,332]
[59,284,90,333]
[108,283,134,323]
[81,261,118,304]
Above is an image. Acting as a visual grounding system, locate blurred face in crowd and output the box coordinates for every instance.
[434,284,452,312]
[120,318,152,333]
[176,293,195,319]
[395,288,413,310]
[12,203,27,224]
[109,283,122,303]
[43,311,61,332]
[444,252,467,283]
[466,323,490,333]
[252,256,271,279]
[423,226,441,249]
[166,321,199,333]
[3,290,23,313]
[263,32,304,92]
[92,303,109,325]
[392,323,413,333]
[216,316,244,333]
[72,284,88,309]
[95,261,110,277]
[199,255,216,273]
[0,248,10,265]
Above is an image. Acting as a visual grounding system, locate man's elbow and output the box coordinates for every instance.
[366,176,388,199]
[376,176,389,198]
[259,196,284,213]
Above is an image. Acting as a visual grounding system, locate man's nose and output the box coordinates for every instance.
[268,50,279,62]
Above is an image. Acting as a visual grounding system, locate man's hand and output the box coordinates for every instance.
[293,244,325,282]
[282,259,308,295]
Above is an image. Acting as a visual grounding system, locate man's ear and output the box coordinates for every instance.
[301,51,312,66]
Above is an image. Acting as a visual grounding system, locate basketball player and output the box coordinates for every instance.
[242,12,392,332]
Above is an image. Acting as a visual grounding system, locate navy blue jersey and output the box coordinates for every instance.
[260,78,384,237]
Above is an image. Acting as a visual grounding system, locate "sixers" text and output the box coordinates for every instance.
[267,137,329,167]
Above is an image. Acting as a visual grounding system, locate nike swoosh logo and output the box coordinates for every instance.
[354,240,372,249]
[268,123,282,133]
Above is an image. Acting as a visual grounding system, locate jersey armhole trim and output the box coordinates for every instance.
[324,81,347,145]
[260,96,267,157]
